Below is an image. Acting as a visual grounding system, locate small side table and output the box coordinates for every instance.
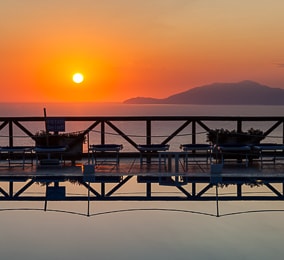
[158,151,188,172]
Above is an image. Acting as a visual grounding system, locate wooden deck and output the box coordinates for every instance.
[1,115,284,204]
[0,155,284,203]
[0,155,284,179]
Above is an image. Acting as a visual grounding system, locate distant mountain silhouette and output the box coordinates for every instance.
[123,80,284,105]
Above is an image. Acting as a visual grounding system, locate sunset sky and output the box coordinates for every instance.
[1,0,284,102]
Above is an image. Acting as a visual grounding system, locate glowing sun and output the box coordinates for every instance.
[72,73,84,84]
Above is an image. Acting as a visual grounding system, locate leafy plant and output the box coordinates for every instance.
[207,128,264,145]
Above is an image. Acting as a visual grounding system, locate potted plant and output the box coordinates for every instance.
[207,128,264,146]
[207,128,264,162]
[34,131,86,163]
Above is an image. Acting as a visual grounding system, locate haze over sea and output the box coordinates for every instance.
[2,102,284,117]
[1,103,284,260]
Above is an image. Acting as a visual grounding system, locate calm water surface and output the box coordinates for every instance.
[1,102,284,116]
[1,103,284,260]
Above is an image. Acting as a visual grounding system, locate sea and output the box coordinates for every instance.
[1,103,284,260]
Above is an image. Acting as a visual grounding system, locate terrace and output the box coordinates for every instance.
[1,115,284,205]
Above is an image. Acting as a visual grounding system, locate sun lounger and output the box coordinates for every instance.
[88,144,123,167]
[0,146,33,168]
[180,144,212,169]
[253,143,284,168]
[216,144,251,167]
[33,146,67,166]
[137,144,169,167]
[137,144,170,152]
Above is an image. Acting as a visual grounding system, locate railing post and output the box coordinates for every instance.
[9,181,13,197]
[9,121,13,147]
[237,120,242,133]
[192,182,196,197]
[146,120,152,164]
[192,120,196,144]
[237,184,242,198]
[146,120,151,145]
[146,183,151,198]
[101,121,105,145]
[101,183,105,197]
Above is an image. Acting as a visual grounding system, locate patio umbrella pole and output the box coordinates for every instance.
[215,185,220,217]
[87,181,90,217]
[44,183,48,211]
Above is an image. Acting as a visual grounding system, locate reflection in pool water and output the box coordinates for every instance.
[1,199,284,260]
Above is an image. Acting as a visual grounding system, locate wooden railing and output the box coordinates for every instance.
[0,116,284,153]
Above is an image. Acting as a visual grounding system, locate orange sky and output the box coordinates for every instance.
[1,0,284,102]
